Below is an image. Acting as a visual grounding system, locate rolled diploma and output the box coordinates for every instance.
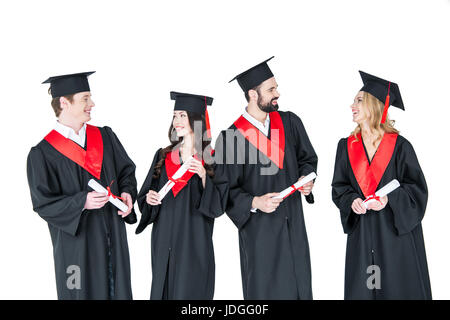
[363,179,400,208]
[273,172,317,199]
[157,156,194,200]
[88,179,129,212]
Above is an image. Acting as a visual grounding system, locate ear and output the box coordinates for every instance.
[59,96,70,110]
[248,89,258,101]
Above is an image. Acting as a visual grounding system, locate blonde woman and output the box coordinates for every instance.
[331,71,431,299]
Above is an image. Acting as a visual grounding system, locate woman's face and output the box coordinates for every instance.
[173,110,192,137]
[351,91,369,124]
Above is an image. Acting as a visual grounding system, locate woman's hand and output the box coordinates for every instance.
[351,198,367,214]
[188,158,206,179]
[367,195,388,211]
[146,190,161,206]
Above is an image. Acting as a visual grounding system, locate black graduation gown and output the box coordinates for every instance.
[136,149,225,300]
[331,135,431,300]
[212,110,318,300]
[27,126,137,300]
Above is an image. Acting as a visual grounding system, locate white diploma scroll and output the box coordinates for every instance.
[273,172,317,199]
[363,179,400,208]
[157,156,194,200]
[88,179,129,212]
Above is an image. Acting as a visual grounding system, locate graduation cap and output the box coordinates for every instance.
[43,71,95,98]
[359,71,404,124]
[170,91,214,139]
[229,56,275,92]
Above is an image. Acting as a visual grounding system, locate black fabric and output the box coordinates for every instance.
[331,135,431,299]
[136,149,225,299]
[211,110,318,299]
[43,71,95,97]
[229,56,275,91]
[27,126,136,300]
[359,70,404,110]
[170,91,213,114]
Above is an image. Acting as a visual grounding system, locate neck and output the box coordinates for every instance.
[360,121,382,141]
[181,133,195,154]
[58,115,84,135]
[247,101,268,125]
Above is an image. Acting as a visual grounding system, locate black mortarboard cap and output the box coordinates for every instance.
[359,71,404,110]
[229,56,275,92]
[170,91,214,138]
[170,91,213,114]
[42,71,95,98]
[359,71,404,124]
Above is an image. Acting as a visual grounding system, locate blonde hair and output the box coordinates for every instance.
[351,91,399,146]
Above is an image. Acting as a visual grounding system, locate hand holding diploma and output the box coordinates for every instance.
[352,179,400,214]
[273,172,317,200]
[146,190,161,206]
[87,179,129,214]
[118,192,133,218]
[158,155,194,200]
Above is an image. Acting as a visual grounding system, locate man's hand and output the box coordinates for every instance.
[84,191,109,210]
[252,193,283,213]
[118,192,133,217]
[298,176,314,196]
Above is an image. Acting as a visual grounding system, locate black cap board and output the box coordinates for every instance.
[43,71,95,98]
[170,91,213,114]
[229,56,275,92]
[359,71,404,110]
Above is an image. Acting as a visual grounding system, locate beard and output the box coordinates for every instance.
[257,96,279,113]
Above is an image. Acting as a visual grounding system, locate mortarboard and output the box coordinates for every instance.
[170,91,214,139]
[43,71,95,98]
[229,56,275,92]
[359,71,404,124]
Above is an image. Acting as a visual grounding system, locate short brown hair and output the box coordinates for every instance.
[49,88,75,117]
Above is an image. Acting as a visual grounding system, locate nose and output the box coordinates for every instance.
[274,89,280,98]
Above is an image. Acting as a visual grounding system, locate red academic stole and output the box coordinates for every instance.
[347,133,398,198]
[165,150,204,197]
[233,111,285,169]
[44,125,104,179]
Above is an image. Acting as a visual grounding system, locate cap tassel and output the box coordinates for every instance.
[204,96,212,139]
[381,82,391,124]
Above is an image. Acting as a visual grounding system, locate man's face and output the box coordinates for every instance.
[255,77,280,112]
[61,91,95,123]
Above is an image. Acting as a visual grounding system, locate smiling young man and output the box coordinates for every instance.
[211,57,318,299]
[26,71,137,299]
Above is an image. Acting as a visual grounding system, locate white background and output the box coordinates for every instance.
[0,0,449,300]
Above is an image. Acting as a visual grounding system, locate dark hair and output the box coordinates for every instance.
[153,111,214,179]
[48,88,74,117]
[244,84,261,102]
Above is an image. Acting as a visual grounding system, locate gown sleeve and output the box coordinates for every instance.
[331,138,362,234]
[196,163,227,219]
[105,127,138,224]
[135,149,162,234]
[387,138,428,236]
[213,131,254,229]
[27,146,87,236]
[288,112,318,177]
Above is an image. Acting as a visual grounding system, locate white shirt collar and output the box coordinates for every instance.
[242,107,270,136]
[54,121,87,148]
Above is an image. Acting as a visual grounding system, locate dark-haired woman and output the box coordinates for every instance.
[136,92,225,300]
[332,71,431,299]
